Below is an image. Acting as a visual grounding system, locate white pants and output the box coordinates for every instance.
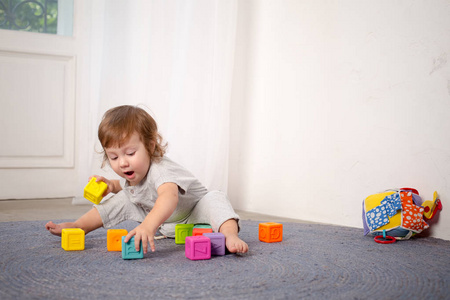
[95,190,240,237]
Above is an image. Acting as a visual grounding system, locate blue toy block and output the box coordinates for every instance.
[193,224,212,229]
[203,232,226,256]
[122,236,144,260]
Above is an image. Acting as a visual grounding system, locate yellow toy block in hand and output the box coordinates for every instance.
[84,177,107,204]
[62,228,85,251]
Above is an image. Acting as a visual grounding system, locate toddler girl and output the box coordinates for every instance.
[45,105,248,254]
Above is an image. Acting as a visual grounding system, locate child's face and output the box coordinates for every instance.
[105,132,151,186]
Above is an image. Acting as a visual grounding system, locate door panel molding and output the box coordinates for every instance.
[0,50,76,168]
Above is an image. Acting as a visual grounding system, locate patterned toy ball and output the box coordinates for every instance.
[362,188,432,240]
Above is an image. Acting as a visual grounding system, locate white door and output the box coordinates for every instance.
[0,1,91,200]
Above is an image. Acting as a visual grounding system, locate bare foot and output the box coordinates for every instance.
[45,221,75,236]
[219,219,249,254]
[225,234,249,254]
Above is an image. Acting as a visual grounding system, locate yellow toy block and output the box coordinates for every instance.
[107,229,128,251]
[62,228,85,251]
[84,177,108,205]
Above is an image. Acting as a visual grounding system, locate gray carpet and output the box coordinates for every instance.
[0,220,449,299]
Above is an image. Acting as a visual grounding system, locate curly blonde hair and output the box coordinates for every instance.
[98,105,167,166]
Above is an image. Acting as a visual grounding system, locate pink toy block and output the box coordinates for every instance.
[185,236,211,260]
[203,232,226,256]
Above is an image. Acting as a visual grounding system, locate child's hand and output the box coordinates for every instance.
[122,183,178,254]
[124,223,157,254]
[88,175,114,197]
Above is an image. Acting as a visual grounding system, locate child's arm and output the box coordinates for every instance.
[90,176,122,196]
[124,182,179,254]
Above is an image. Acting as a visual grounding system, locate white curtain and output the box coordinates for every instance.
[74,0,238,204]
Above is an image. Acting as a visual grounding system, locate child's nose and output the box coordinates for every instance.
[119,156,129,167]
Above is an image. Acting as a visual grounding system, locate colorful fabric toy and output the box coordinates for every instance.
[362,188,442,240]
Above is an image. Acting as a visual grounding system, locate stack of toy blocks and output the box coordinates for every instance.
[259,222,283,243]
[107,229,128,251]
[61,228,85,251]
[121,236,144,259]
[84,177,108,205]
[175,224,228,260]
[192,224,213,236]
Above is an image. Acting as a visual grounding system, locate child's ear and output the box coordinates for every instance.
[150,141,156,154]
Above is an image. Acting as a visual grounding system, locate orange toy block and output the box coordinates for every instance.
[192,227,213,236]
[107,229,128,251]
[259,222,283,243]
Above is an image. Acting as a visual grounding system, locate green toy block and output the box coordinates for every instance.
[175,224,194,244]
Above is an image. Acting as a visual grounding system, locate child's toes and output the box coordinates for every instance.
[45,221,54,230]
[237,242,248,254]
[228,244,237,253]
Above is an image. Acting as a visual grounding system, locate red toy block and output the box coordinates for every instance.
[259,222,283,243]
[192,227,213,236]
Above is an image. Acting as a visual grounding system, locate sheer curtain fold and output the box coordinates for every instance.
[74,1,237,204]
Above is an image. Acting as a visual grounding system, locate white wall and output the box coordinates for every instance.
[229,1,450,240]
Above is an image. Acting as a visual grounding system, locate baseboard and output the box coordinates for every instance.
[72,196,91,205]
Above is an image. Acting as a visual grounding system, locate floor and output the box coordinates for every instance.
[0,198,311,224]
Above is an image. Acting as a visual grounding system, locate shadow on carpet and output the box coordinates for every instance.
[0,220,449,299]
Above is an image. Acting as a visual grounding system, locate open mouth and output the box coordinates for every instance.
[124,171,134,176]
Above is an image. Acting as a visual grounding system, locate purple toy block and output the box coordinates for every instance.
[185,236,211,260]
[203,232,225,256]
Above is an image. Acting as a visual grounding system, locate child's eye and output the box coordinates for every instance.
[109,156,118,161]
[127,152,136,156]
